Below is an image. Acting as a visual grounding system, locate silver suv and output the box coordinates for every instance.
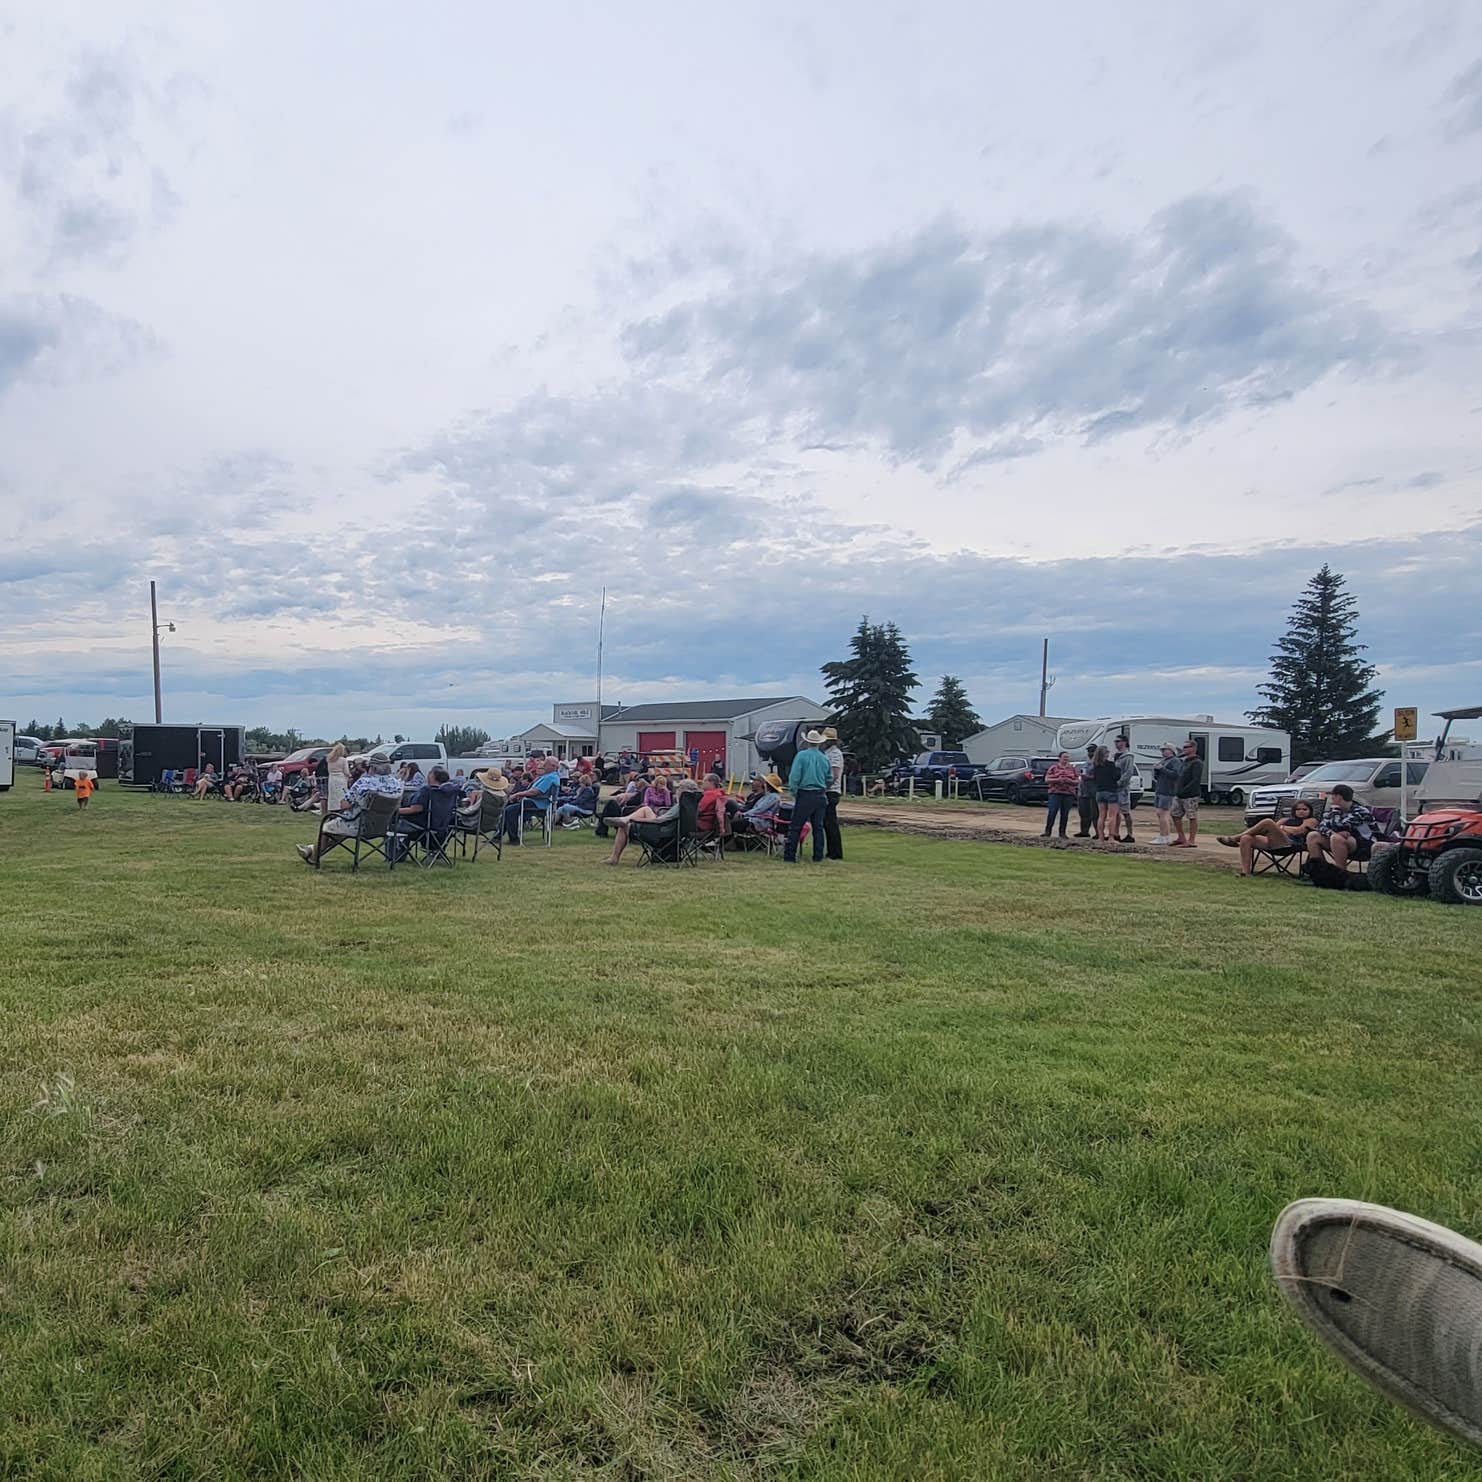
[1244,758,1428,825]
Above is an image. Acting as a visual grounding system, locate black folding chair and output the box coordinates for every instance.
[633,790,702,867]
[316,790,400,872]
[454,789,505,862]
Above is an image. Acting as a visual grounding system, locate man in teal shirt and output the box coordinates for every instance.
[784,731,831,863]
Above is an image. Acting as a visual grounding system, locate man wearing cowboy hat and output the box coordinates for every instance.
[820,726,845,861]
[783,731,831,863]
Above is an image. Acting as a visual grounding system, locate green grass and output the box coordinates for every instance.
[1,784,1480,1480]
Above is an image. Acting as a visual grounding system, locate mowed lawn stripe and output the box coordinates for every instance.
[1,786,1480,1478]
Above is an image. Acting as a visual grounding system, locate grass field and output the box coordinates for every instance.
[2,784,1480,1480]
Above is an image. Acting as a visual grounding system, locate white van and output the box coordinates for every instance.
[1055,716,1289,806]
[0,721,14,792]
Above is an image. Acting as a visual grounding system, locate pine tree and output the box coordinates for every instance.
[821,618,920,772]
[53,717,67,739]
[436,724,491,756]
[924,675,982,748]
[1248,564,1382,763]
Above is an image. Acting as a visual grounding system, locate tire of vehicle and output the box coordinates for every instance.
[1369,848,1428,897]
[1427,847,1482,905]
[1227,787,1244,808]
[1006,783,1024,806]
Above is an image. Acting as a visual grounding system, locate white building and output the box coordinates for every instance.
[515,696,830,777]
[963,714,1082,764]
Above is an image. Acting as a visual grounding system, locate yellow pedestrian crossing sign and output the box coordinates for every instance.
[1393,707,1417,742]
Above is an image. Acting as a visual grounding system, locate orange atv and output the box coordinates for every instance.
[1370,704,1482,904]
[1370,808,1482,904]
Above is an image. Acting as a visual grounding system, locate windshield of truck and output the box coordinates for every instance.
[1302,761,1378,783]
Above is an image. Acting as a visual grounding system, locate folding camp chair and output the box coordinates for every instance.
[514,794,556,848]
[454,789,504,862]
[633,789,702,867]
[1249,799,1307,877]
[154,769,175,794]
[728,810,783,856]
[315,790,401,872]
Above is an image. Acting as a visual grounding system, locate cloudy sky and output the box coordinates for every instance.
[3,1,1479,743]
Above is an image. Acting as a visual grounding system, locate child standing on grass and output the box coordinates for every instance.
[73,774,94,811]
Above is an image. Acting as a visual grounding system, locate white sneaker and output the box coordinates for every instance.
[1149,835,1169,846]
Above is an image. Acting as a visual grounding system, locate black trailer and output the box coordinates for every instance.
[120,723,247,788]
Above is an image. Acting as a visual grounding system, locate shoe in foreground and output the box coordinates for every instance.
[1271,1198,1482,1449]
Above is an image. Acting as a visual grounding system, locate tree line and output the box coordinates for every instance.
[822,565,1385,770]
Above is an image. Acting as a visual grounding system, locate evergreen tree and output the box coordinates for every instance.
[53,717,67,739]
[1248,564,1382,763]
[924,675,982,748]
[436,723,491,755]
[821,618,920,772]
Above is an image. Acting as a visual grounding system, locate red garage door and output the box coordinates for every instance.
[637,731,676,755]
[685,730,728,775]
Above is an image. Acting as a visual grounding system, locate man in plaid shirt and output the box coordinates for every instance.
[1306,783,1376,872]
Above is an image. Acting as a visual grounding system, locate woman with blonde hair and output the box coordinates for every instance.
[324,742,350,812]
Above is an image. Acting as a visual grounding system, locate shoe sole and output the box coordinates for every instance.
[1271,1198,1482,1447]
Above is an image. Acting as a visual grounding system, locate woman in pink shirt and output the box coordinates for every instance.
[1042,751,1079,839]
[642,777,672,812]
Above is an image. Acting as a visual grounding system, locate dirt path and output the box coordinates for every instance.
[837,798,1245,869]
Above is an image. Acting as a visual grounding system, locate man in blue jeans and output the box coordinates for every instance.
[783,731,831,863]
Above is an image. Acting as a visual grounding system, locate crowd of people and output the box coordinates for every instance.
[1037,737,1205,846]
[160,727,1384,887]
[281,728,851,869]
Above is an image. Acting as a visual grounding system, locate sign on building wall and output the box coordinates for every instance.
[555,705,594,723]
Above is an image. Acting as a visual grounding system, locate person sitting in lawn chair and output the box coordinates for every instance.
[1306,783,1376,874]
[296,752,404,866]
[1217,798,1319,876]
[594,773,647,838]
[603,780,699,865]
[497,756,562,844]
[388,765,463,861]
[554,777,600,828]
[730,774,784,836]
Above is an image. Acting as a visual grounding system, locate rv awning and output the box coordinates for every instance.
[1434,706,1482,721]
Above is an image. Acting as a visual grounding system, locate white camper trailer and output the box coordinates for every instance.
[0,720,14,792]
[1055,716,1289,806]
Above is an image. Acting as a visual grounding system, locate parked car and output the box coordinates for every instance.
[1243,758,1427,825]
[14,734,47,766]
[276,745,331,779]
[890,750,983,788]
[972,755,1054,804]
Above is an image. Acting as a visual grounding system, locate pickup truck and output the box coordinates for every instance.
[890,750,983,787]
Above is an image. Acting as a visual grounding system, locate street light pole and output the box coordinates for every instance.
[151,580,163,723]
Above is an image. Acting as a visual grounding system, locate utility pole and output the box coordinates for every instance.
[1038,638,1054,718]
[594,586,607,756]
[151,580,163,723]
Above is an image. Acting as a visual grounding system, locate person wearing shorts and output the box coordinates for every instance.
[1170,739,1203,847]
[1149,742,1179,844]
[1113,734,1137,844]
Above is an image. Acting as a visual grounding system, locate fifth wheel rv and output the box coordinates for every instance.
[1055,716,1290,806]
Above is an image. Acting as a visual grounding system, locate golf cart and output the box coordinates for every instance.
[50,739,99,790]
[1370,705,1482,904]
